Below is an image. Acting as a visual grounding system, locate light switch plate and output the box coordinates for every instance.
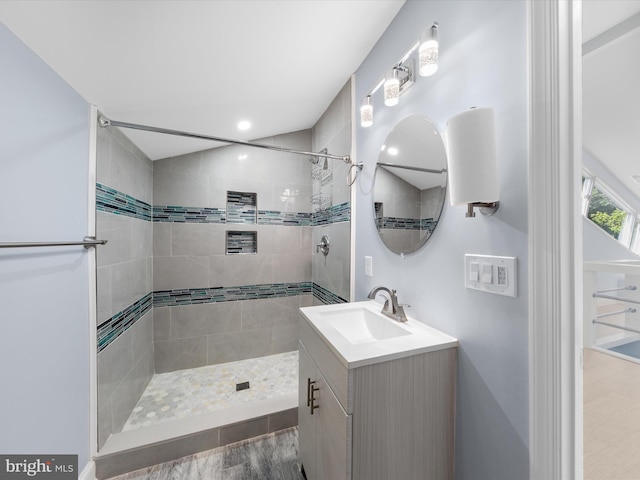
[465,254,517,297]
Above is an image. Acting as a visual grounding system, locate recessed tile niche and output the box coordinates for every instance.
[226,230,258,255]
[227,191,257,224]
[226,191,258,254]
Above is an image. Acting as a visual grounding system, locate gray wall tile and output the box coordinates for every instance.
[154,336,207,373]
[153,169,209,207]
[271,324,299,354]
[240,296,300,330]
[153,223,171,257]
[97,267,112,323]
[96,121,154,450]
[95,427,220,479]
[97,211,132,267]
[268,408,298,433]
[171,223,225,256]
[153,306,171,341]
[170,302,241,339]
[219,417,269,445]
[97,310,154,449]
[154,256,209,291]
[111,258,149,314]
[207,328,272,365]
[222,254,273,286]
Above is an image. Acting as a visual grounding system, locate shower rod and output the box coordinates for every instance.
[99,116,351,164]
[377,161,447,174]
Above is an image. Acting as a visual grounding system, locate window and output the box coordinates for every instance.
[630,220,640,255]
[582,170,638,254]
[586,185,628,241]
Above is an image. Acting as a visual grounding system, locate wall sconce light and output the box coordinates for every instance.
[419,22,439,77]
[359,21,439,128]
[383,69,401,107]
[360,95,373,128]
[446,107,499,217]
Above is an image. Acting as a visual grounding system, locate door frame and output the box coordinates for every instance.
[528,1,583,478]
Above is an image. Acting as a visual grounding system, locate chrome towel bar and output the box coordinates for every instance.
[592,319,640,335]
[0,236,107,249]
[594,285,637,294]
[595,308,636,319]
[592,292,640,305]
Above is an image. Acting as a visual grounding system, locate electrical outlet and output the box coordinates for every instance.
[365,256,373,277]
[465,254,517,297]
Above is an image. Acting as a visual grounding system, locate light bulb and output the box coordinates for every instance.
[360,96,373,127]
[419,23,439,77]
[384,69,400,107]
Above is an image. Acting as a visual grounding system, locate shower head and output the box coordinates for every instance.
[309,156,329,170]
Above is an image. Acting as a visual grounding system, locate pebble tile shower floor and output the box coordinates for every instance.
[123,351,299,431]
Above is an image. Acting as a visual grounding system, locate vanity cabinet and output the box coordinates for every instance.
[299,342,351,480]
[298,312,457,480]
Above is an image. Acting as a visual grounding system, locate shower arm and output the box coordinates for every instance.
[98,116,352,164]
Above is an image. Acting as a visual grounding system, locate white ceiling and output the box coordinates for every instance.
[583,1,640,202]
[0,0,404,160]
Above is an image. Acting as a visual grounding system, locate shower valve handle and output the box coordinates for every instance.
[316,235,330,256]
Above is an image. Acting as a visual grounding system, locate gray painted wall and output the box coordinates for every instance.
[0,22,91,469]
[354,1,529,478]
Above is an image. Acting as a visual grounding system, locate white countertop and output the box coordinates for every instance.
[300,300,458,368]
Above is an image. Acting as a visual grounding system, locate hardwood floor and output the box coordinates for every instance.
[584,348,640,479]
[107,427,304,480]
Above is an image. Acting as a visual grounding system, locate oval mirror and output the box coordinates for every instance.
[373,115,447,255]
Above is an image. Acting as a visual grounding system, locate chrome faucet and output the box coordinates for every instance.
[367,286,409,322]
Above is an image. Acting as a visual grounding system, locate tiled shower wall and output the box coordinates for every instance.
[94,81,353,447]
[152,130,315,373]
[96,125,154,449]
[311,80,352,303]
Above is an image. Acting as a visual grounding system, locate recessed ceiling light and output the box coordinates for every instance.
[237,120,251,131]
[387,147,399,156]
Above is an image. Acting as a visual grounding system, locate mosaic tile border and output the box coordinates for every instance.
[312,283,348,304]
[97,292,152,353]
[152,205,345,226]
[258,210,312,226]
[97,184,349,226]
[312,202,350,226]
[96,183,152,221]
[377,216,437,232]
[153,282,313,308]
[153,205,226,223]
[98,282,347,351]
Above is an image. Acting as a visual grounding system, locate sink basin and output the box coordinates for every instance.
[320,307,411,344]
[300,300,458,368]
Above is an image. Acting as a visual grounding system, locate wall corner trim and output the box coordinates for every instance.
[528,1,583,479]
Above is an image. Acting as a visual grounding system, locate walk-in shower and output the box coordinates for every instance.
[94,81,353,477]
